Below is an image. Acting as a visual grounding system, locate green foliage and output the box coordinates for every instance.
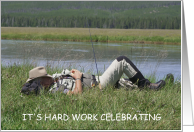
[1,1,181,29]
[1,64,181,130]
[1,1,181,15]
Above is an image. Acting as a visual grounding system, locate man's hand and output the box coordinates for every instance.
[69,69,83,94]
[71,69,82,79]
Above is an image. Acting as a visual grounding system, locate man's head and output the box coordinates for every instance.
[39,76,54,88]
[26,66,54,88]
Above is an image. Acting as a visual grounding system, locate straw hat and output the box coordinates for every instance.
[26,66,53,82]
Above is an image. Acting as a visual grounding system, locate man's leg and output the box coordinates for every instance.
[99,56,150,88]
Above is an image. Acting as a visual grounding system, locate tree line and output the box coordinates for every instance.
[1,15,181,29]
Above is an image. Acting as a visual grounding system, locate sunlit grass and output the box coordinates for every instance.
[1,64,181,130]
[1,27,181,44]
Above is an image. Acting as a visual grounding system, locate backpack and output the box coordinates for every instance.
[21,80,44,95]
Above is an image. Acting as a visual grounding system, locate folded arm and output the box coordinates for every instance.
[67,69,83,95]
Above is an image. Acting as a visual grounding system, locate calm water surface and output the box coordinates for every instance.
[1,40,181,80]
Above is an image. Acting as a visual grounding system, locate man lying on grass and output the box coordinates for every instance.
[21,56,173,95]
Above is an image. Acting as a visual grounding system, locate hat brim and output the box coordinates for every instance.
[26,74,53,83]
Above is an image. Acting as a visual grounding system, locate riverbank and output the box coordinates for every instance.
[1,64,181,130]
[1,27,181,45]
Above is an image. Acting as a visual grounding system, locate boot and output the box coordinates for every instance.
[149,80,166,90]
[165,73,174,84]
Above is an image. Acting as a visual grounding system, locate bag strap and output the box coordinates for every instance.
[82,73,98,88]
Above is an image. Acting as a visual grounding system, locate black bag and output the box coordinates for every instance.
[21,81,43,95]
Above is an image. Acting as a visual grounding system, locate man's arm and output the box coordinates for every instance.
[67,69,83,95]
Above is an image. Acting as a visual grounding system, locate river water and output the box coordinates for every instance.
[1,40,181,80]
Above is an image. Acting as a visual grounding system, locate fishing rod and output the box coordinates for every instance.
[87,18,101,86]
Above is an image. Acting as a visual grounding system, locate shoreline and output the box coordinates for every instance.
[1,27,181,45]
[1,38,181,45]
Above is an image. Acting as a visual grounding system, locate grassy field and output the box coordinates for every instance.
[1,27,181,44]
[1,63,181,130]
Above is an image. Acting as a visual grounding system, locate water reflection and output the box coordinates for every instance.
[1,40,181,80]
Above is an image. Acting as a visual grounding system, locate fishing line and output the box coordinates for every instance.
[87,18,100,84]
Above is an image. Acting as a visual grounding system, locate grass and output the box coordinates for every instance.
[1,27,181,44]
[1,63,181,130]
[1,34,181,130]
